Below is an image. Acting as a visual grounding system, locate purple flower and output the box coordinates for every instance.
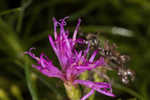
[25,16,114,100]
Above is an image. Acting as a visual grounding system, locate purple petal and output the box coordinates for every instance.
[89,50,98,62]
[32,64,64,80]
[95,88,114,97]
[49,35,64,68]
[24,48,40,62]
[94,57,106,66]
[32,53,65,80]
[83,42,90,57]
[52,17,58,39]
[73,18,81,41]
[59,16,69,36]
[75,51,83,62]
[39,53,61,73]
[75,65,95,70]
[48,35,58,54]
[74,80,115,97]
[81,89,95,100]
[59,16,69,26]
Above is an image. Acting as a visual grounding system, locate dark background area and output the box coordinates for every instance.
[0,0,150,100]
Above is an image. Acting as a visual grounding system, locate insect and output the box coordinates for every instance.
[86,33,100,48]
[74,32,135,84]
[101,40,135,84]
[73,32,100,52]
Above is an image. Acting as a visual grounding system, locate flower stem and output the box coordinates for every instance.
[64,83,81,100]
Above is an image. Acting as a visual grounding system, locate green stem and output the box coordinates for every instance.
[64,82,81,100]
[16,0,32,33]
[0,8,21,16]
[24,58,38,100]
[16,8,24,33]
[112,83,143,99]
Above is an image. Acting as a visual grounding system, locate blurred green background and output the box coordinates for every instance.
[0,0,150,100]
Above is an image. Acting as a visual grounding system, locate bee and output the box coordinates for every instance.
[86,33,100,48]
[73,32,100,52]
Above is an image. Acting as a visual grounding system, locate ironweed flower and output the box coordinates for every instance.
[25,16,114,100]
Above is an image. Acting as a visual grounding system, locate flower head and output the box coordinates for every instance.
[25,17,114,100]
